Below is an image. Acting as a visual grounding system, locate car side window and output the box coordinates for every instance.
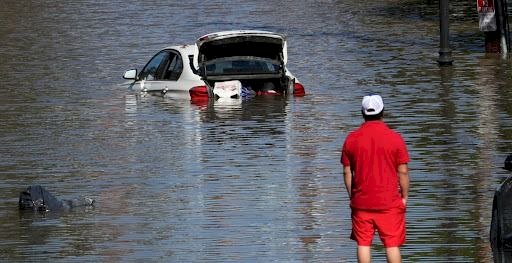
[139,51,170,81]
[163,52,183,81]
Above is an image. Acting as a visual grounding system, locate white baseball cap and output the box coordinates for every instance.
[362,95,384,115]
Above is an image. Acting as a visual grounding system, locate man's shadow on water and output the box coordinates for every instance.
[491,154,512,262]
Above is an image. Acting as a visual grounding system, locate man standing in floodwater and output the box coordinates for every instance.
[341,94,410,263]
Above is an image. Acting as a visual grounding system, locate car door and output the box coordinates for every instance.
[138,50,182,92]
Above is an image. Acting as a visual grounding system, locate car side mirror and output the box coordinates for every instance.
[123,69,138,80]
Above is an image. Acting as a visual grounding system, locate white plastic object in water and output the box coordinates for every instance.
[213,80,242,98]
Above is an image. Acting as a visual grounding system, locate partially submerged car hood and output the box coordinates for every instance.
[196,30,288,66]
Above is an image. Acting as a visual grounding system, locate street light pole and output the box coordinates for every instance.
[438,0,453,65]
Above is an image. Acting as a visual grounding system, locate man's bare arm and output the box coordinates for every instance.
[343,166,353,198]
[398,163,409,205]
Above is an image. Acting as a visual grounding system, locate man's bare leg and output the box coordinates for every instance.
[357,246,371,263]
[385,247,401,263]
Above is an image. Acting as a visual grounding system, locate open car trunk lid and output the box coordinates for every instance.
[196,31,288,81]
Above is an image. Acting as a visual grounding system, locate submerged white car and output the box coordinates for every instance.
[123,30,305,101]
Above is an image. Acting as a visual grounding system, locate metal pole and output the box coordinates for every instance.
[504,0,511,54]
[494,0,507,55]
[438,0,453,65]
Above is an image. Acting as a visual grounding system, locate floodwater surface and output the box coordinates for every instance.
[0,0,511,262]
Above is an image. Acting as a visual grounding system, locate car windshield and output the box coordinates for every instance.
[204,57,280,76]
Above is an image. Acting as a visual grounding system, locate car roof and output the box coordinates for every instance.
[162,44,197,55]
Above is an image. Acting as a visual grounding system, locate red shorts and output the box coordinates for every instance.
[350,203,406,247]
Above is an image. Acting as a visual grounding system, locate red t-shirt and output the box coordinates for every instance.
[341,120,409,210]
